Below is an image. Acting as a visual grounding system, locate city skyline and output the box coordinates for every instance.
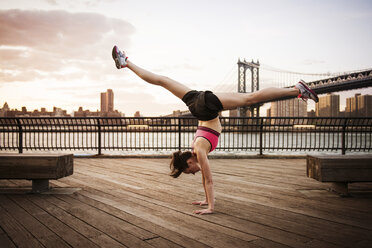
[2,92,371,117]
[267,93,372,117]
[1,1,372,116]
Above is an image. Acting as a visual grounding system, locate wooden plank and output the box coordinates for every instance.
[10,195,101,248]
[78,158,372,230]
[76,190,258,248]
[144,237,184,248]
[45,194,157,248]
[75,158,372,234]
[67,167,260,244]
[2,157,371,248]
[0,227,16,248]
[0,197,45,248]
[27,195,126,248]
[0,153,73,179]
[109,158,372,213]
[0,153,72,158]
[303,239,341,248]
[212,196,365,247]
[2,179,30,187]
[134,158,372,236]
[68,175,312,248]
[250,238,292,248]
[212,163,372,227]
[0,180,18,187]
[226,160,372,210]
[127,187,360,248]
[88,234,126,248]
[307,155,372,182]
[321,168,372,182]
[68,191,210,248]
[60,167,259,247]
[214,189,372,238]
[50,157,372,244]
[0,195,70,248]
[355,239,372,248]
[216,185,372,230]
[307,155,372,160]
[89,158,320,193]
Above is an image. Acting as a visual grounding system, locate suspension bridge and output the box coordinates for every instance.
[212,59,372,116]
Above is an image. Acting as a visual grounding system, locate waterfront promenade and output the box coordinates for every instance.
[0,158,371,248]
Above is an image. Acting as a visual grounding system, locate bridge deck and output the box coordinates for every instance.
[0,158,371,248]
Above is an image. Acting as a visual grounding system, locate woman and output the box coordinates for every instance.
[112,46,318,215]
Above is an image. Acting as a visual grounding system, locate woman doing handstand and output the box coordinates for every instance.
[112,46,319,215]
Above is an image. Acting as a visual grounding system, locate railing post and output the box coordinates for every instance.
[259,118,263,155]
[178,118,182,151]
[16,118,23,153]
[97,118,102,155]
[341,118,347,155]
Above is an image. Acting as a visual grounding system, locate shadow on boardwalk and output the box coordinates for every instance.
[0,158,372,248]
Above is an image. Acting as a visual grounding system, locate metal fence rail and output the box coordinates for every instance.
[0,117,371,155]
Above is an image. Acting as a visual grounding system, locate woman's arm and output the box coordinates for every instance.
[192,173,208,206]
[193,150,214,214]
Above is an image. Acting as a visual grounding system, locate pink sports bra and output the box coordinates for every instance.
[192,126,220,152]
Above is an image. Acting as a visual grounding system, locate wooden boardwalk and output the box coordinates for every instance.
[0,158,371,248]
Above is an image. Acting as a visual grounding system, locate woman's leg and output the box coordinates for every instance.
[215,87,299,110]
[126,60,191,100]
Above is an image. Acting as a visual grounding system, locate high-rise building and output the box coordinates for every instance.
[316,94,340,117]
[107,89,114,112]
[270,98,307,117]
[101,92,108,112]
[345,93,359,117]
[346,94,372,117]
[358,94,372,117]
[100,89,114,113]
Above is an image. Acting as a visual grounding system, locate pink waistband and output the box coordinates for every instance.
[192,126,220,152]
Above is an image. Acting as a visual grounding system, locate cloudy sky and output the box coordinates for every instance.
[1,0,371,116]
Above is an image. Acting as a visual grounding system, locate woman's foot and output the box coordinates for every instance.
[112,45,128,69]
[295,80,319,102]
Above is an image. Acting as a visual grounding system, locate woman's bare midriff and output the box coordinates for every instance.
[198,116,222,133]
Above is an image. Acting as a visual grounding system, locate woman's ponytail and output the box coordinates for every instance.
[170,151,192,178]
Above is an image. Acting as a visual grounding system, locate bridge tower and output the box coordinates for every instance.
[237,59,260,117]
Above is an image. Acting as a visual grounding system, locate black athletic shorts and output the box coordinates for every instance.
[181,90,223,121]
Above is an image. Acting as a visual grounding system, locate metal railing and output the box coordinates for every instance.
[0,117,371,155]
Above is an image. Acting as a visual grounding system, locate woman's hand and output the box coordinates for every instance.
[193,208,213,215]
[192,200,208,206]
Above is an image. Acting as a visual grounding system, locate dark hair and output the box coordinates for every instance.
[170,151,193,178]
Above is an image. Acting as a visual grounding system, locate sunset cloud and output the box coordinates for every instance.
[0,9,135,83]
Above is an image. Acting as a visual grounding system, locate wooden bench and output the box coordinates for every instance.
[307,155,372,196]
[0,153,73,193]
